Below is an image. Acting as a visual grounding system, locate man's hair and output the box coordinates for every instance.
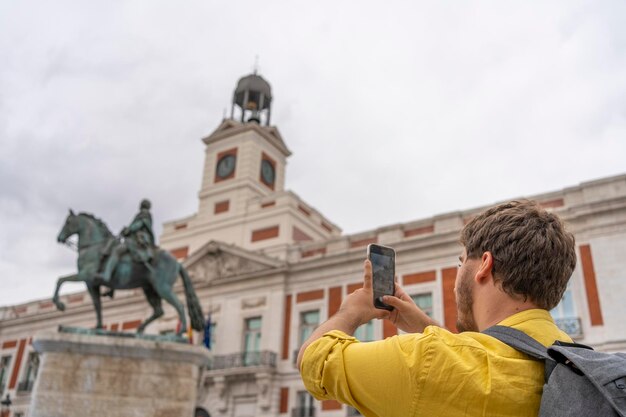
[460,200,576,310]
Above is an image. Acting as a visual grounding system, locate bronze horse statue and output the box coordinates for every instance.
[53,210,204,336]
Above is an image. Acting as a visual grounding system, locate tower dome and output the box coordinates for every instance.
[230,72,272,125]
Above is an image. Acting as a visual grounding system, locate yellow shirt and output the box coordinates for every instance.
[301,309,571,417]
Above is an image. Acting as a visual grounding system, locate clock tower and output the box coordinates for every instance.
[159,73,341,260]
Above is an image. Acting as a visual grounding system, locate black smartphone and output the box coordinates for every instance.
[367,243,396,311]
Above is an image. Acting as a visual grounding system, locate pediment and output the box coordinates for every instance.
[206,119,239,137]
[182,240,285,283]
[202,120,291,157]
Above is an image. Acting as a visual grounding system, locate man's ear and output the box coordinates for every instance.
[474,251,494,284]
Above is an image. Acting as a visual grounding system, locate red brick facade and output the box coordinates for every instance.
[580,244,604,326]
[442,267,458,332]
[251,226,280,242]
[403,270,436,285]
[214,200,230,214]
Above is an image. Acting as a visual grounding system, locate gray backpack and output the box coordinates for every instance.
[484,325,626,417]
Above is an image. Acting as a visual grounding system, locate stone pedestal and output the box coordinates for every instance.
[29,331,211,417]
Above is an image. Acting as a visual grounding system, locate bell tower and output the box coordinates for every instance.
[196,72,290,215]
[231,71,272,126]
[159,72,341,260]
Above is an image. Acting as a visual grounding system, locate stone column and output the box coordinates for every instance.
[29,332,211,417]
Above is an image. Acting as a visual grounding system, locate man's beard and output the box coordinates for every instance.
[456,268,478,332]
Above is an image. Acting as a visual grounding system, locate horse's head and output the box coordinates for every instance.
[57,209,80,243]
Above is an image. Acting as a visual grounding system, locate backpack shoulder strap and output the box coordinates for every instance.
[483,325,550,361]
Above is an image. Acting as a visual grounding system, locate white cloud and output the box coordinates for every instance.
[1,0,625,305]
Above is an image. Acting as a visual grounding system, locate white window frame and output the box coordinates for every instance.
[0,354,12,394]
[402,280,441,323]
[291,294,326,362]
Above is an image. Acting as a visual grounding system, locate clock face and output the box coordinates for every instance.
[216,154,236,179]
[261,159,275,186]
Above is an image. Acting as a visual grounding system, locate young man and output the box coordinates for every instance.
[298,200,577,417]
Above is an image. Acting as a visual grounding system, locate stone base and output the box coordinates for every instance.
[30,331,211,417]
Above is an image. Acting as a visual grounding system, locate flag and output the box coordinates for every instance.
[203,313,212,350]
[187,325,193,344]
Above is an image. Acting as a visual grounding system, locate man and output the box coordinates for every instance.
[99,199,156,291]
[298,200,577,417]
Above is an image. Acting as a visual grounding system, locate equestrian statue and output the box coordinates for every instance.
[53,200,204,336]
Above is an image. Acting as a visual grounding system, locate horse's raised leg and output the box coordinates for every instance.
[52,273,80,311]
[137,285,164,334]
[86,283,104,329]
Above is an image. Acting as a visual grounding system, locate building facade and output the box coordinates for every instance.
[1,73,626,417]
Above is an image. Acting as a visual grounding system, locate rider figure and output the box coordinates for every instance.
[99,199,156,292]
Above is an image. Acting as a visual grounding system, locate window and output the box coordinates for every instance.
[551,286,576,319]
[299,310,320,346]
[18,352,39,392]
[295,310,320,363]
[0,355,11,394]
[243,317,262,365]
[294,391,315,417]
[411,293,433,318]
[354,320,374,342]
[195,407,211,417]
[551,285,581,336]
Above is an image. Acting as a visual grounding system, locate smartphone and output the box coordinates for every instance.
[367,244,396,311]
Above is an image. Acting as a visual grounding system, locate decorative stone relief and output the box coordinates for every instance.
[241,297,266,309]
[213,375,229,413]
[256,373,272,411]
[206,304,221,314]
[188,250,272,283]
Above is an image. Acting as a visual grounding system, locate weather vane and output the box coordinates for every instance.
[253,55,260,74]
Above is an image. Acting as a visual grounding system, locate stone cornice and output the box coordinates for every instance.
[33,330,211,365]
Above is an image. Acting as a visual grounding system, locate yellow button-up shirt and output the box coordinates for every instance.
[301,309,571,417]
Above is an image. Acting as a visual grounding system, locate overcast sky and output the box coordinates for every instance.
[1,1,625,307]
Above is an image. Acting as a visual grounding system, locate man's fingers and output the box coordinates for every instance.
[363,259,373,290]
[394,283,413,302]
[382,295,405,310]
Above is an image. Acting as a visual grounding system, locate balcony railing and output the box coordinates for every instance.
[210,351,277,371]
[554,317,582,338]
[17,380,35,392]
[291,407,315,417]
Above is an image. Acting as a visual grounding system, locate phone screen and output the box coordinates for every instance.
[368,244,395,311]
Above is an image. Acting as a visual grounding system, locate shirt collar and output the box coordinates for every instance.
[497,308,555,327]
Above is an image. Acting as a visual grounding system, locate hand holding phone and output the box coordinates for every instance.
[367,244,396,311]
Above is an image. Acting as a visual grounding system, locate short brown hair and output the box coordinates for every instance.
[460,200,576,310]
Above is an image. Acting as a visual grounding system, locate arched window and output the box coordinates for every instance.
[195,407,210,417]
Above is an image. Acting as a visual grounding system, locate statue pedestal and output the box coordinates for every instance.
[29,331,210,417]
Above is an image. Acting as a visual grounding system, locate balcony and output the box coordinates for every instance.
[291,407,315,417]
[209,351,277,371]
[554,317,582,338]
[17,380,34,393]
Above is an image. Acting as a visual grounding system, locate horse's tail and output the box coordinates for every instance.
[179,265,205,331]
